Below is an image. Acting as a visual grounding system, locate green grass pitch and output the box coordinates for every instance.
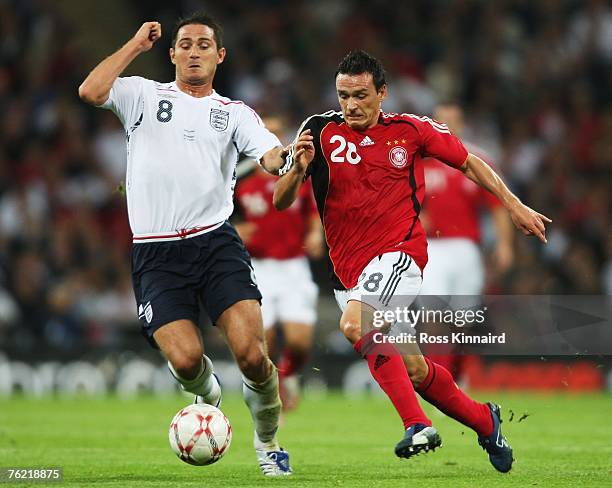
[1,392,610,487]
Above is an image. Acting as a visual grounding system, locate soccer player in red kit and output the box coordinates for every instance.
[274,51,551,472]
[420,103,514,378]
[235,117,323,409]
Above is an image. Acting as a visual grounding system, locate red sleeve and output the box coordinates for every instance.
[415,116,468,169]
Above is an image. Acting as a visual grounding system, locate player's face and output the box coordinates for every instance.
[170,24,226,85]
[336,73,387,130]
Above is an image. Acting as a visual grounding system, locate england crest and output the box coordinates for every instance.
[210,108,229,131]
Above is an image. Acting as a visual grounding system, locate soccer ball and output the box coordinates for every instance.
[168,404,232,466]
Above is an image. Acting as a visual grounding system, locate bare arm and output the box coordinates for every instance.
[260,146,289,175]
[273,129,314,210]
[459,152,551,242]
[78,22,161,106]
[273,165,307,210]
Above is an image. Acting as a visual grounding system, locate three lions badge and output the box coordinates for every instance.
[210,109,229,131]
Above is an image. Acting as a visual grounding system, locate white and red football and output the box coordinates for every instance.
[168,404,232,466]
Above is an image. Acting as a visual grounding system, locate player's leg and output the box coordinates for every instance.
[336,252,440,458]
[339,299,441,457]
[154,320,203,378]
[217,300,271,381]
[202,223,290,476]
[131,241,221,406]
[412,239,512,471]
[153,319,221,406]
[216,300,290,476]
[276,257,318,410]
[402,346,512,471]
[425,352,461,379]
[278,321,314,410]
[340,299,431,426]
[252,257,280,359]
[264,325,278,361]
[404,354,491,434]
[415,239,491,432]
[412,239,504,439]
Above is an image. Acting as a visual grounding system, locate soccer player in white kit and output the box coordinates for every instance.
[78,13,311,476]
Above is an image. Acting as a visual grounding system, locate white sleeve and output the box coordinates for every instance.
[233,104,281,161]
[99,76,145,129]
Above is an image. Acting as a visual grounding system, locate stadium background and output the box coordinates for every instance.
[0,0,610,396]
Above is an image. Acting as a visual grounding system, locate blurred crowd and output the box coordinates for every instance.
[0,0,610,353]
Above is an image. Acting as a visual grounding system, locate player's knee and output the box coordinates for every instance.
[166,344,204,380]
[234,343,270,382]
[339,318,361,344]
[405,358,428,386]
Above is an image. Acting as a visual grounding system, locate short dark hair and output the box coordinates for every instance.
[171,12,224,49]
[335,50,386,91]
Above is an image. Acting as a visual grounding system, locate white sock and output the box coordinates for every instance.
[243,365,281,450]
[168,355,216,397]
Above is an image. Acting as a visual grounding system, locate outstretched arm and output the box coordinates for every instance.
[459,153,552,243]
[78,22,161,106]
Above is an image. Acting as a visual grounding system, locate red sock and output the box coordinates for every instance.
[355,332,431,429]
[416,357,493,436]
[278,348,308,378]
[428,354,460,378]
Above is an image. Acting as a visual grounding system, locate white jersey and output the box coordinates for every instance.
[100,76,280,242]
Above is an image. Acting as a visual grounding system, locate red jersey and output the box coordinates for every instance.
[236,170,317,259]
[301,111,468,289]
[423,144,502,243]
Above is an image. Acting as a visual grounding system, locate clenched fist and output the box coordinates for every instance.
[132,22,162,53]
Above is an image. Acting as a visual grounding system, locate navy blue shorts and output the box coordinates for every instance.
[131,222,262,348]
